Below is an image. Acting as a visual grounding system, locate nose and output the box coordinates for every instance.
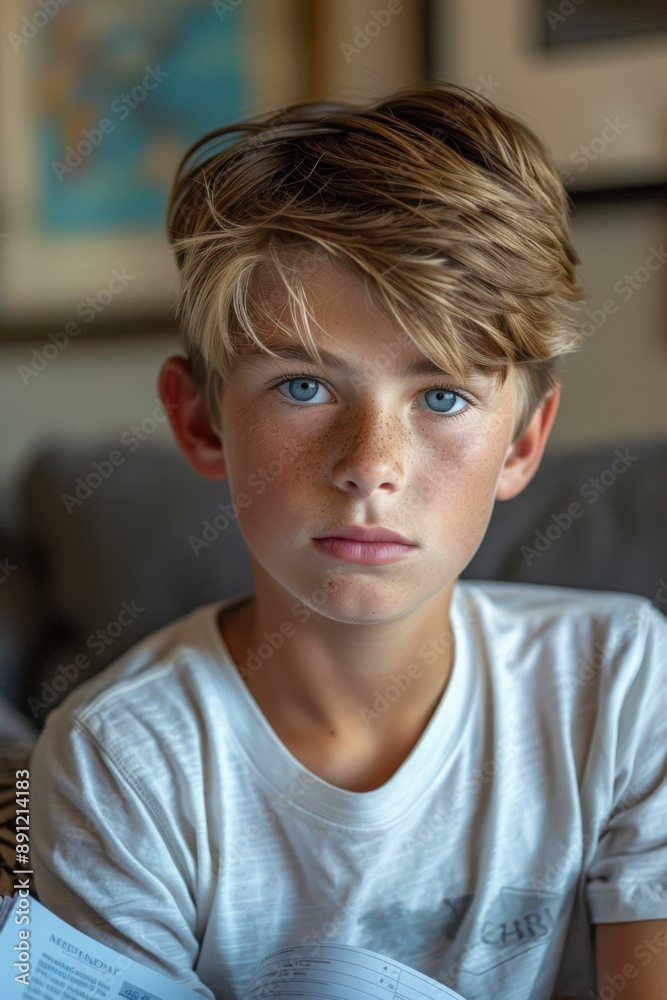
[328,401,406,498]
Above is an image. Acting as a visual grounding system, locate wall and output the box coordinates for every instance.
[0,334,181,525]
[554,201,667,448]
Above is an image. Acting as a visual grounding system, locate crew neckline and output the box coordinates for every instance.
[200,583,476,827]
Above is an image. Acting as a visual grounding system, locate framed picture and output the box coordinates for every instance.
[0,0,306,336]
[430,0,667,191]
[538,0,667,53]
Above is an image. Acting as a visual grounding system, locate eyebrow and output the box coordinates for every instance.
[240,344,458,380]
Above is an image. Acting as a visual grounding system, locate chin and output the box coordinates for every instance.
[294,574,448,625]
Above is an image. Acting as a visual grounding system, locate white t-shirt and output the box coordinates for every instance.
[30,581,667,1000]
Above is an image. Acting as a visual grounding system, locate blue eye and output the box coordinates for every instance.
[279,377,322,403]
[424,387,466,414]
[271,373,474,418]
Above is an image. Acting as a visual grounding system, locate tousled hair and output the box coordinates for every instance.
[165,80,586,436]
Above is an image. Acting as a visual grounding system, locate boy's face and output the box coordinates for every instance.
[182,262,557,624]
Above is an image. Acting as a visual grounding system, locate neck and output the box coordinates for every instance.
[222,581,457,743]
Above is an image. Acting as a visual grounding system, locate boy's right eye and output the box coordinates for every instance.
[272,375,329,405]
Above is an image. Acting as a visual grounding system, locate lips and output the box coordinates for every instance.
[313,525,415,545]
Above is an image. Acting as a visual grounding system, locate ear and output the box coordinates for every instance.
[495,382,561,501]
[157,355,227,481]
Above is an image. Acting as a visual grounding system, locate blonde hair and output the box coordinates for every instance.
[166,81,586,436]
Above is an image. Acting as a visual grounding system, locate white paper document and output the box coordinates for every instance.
[0,895,468,999]
[0,896,201,999]
[241,942,469,999]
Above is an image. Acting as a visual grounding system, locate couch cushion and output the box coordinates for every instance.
[463,438,667,609]
[19,438,253,716]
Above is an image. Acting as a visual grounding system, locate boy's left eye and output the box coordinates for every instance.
[422,386,468,415]
[268,373,473,417]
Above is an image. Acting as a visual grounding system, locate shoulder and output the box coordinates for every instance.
[454,583,667,801]
[457,578,663,638]
[34,596,238,763]
[29,596,251,827]
[457,578,658,623]
[455,579,666,689]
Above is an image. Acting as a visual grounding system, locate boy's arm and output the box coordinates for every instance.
[546,918,667,997]
[583,603,667,999]
[594,919,667,999]
[30,713,215,999]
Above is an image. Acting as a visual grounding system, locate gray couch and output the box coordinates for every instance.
[2,436,666,734]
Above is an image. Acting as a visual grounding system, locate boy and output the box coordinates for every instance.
[30,83,667,999]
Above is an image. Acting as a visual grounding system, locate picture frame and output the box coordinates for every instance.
[538,0,667,53]
[430,0,667,192]
[0,0,307,338]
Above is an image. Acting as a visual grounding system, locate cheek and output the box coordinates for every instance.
[223,395,280,480]
[224,389,342,493]
[222,407,316,539]
[416,432,509,542]
[233,424,314,495]
[421,420,509,488]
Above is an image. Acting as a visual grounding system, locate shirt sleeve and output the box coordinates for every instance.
[585,601,667,923]
[30,710,216,1000]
